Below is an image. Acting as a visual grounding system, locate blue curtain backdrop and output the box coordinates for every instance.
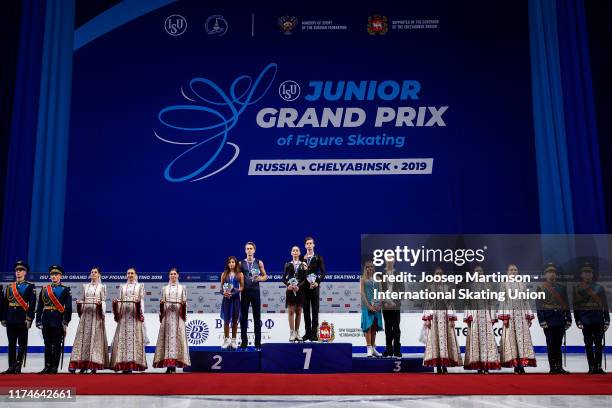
[0,0,22,246]
[528,0,606,235]
[0,0,47,272]
[27,0,75,272]
[556,0,607,233]
[528,0,575,234]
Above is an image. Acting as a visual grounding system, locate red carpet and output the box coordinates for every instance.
[1,373,611,395]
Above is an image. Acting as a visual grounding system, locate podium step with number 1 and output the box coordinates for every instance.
[261,343,352,373]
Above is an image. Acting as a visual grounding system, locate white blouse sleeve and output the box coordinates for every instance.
[139,283,145,313]
[101,284,107,314]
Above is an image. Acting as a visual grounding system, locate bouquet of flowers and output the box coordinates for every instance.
[306,273,317,284]
[222,282,233,295]
[250,267,260,279]
[288,277,299,295]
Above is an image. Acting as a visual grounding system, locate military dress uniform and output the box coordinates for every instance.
[35,265,72,374]
[536,264,572,374]
[1,261,36,374]
[573,264,610,374]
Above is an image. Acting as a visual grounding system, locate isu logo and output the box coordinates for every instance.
[279,80,300,102]
[186,319,209,345]
[318,320,335,342]
[164,14,187,36]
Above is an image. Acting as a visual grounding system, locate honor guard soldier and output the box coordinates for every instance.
[35,265,72,374]
[573,262,609,374]
[1,261,36,374]
[536,263,572,374]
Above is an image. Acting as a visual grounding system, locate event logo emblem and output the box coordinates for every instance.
[278,16,298,35]
[318,321,335,342]
[154,63,277,182]
[164,14,187,36]
[264,319,275,329]
[205,15,228,36]
[367,15,388,35]
[186,319,209,345]
[278,80,300,101]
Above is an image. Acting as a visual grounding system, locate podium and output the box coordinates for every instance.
[261,343,352,373]
[187,349,261,372]
[185,344,431,373]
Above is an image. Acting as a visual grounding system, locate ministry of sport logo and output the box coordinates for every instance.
[186,319,209,345]
[278,16,298,35]
[164,15,187,36]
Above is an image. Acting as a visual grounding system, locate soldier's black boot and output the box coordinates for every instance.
[594,350,606,374]
[47,345,57,374]
[547,353,557,373]
[2,364,17,374]
[49,345,61,374]
[13,359,23,374]
[594,365,606,374]
[3,349,17,374]
[13,348,26,374]
[586,348,595,374]
[38,365,51,374]
[39,346,52,374]
[557,362,570,375]
[549,359,560,374]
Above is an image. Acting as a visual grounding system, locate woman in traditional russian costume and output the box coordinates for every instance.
[463,265,501,373]
[110,267,148,372]
[153,267,190,373]
[498,264,536,373]
[69,267,109,373]
[422,266,462,373]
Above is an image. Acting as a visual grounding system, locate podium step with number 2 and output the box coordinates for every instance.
[187,349,261,372]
